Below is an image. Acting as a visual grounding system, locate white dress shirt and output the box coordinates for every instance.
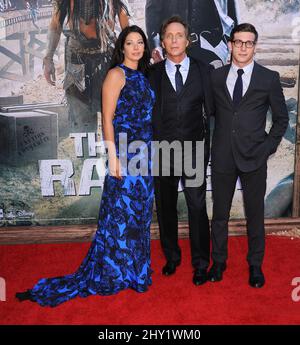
[226,61,255,99]
[165,55,190,92]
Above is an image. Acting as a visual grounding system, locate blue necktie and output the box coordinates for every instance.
[233,69,244,106]
[175,64,183,94]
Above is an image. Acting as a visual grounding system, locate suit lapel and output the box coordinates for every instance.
[155,61,165,94]
[162,57,193,97]
[150,61,165,136]
[239,61,259,106]
[222,64,232,105]
[164,60,188,97]
[154,61,165,112]
[178,61,193,97]
[223,61,259,107]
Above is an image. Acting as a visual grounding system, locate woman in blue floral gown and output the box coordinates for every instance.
[16,26,155,307]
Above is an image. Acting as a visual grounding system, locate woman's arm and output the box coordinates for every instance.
[118,7,130,29]
[102,67,126,179]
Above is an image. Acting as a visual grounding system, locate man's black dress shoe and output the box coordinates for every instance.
[193,269,208,286]
[249,265,265,288]
[162,261,180,276]
[208,261,226,282]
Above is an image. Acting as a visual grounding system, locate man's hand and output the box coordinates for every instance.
[151,48,164,64]
[43,57,56,86]
[109,156,122,180]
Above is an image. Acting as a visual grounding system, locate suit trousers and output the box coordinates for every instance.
[154,173,210,270]
[211,163,267,266]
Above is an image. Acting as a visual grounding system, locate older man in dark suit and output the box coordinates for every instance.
[149,16,214,286]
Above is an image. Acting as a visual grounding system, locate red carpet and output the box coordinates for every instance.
[0,236,300,325]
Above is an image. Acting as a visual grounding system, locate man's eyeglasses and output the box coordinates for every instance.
[232,40,256,48]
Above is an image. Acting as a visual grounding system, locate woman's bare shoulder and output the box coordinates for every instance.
[104,67,125,87]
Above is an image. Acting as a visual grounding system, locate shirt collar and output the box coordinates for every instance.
[231,60,254,76]
[166,55,190,72]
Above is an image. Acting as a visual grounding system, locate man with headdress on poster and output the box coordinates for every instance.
[43,0,130,133]
[146,0,238,68]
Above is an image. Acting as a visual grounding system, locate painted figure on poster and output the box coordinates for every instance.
[43,0,130,132]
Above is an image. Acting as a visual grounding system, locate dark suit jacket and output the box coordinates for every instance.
[149,57,214,142]
[210,61,289,173]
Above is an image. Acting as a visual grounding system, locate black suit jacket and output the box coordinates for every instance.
[210,61,289,173]
[149,57,214,142]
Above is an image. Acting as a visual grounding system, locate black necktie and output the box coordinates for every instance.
[233,69,244,106]
[175,64,183,94]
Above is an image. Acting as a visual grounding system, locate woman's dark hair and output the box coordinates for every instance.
[110,25,151,75]
[230,23,258,42]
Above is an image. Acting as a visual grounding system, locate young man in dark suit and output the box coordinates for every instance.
[149,16,214,286]
[209,23,289,287]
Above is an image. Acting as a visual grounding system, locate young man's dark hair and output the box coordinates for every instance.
[230,22,258,42]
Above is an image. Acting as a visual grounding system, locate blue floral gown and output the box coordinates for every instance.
[22,64,155,307]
